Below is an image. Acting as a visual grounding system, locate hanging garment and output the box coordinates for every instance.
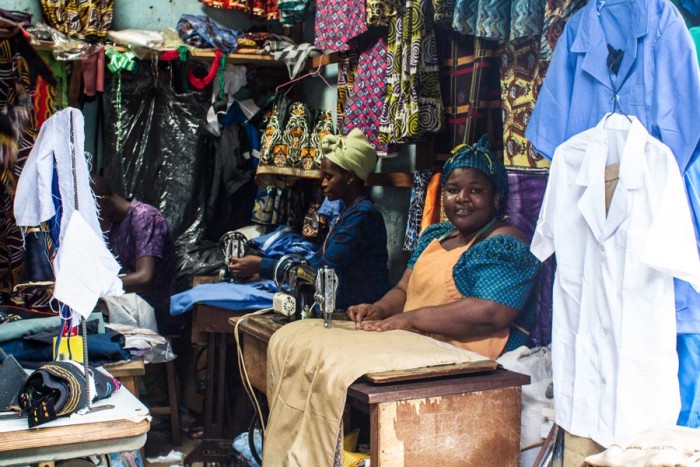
[525,0,700,172]
[40,0,114,39]
[437,33,502,158]
[14,108,101,244]
[452,0,543,41]
[257,96,334,179]
[379,0,444,144]
[342,37,391,156]
[504,169,553,347]
[403,169,433,251]
[314,0,368,52]
[531,114,700,447]
[366,0,402,26]
[501,37,550,168]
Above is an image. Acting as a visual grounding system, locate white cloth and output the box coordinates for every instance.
[14,108,102,244]
[53,212,123,320]
[102,293,159,334]
[585,426,700,467]
[531,114,700,447]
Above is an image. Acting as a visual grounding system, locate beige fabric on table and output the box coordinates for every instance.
[564,431,605,467]
[584,426,700,467]
[264,319,488,467]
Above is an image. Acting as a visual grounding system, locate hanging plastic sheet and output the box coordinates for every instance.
[101,65,215,290]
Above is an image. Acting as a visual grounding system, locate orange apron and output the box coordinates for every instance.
[404,238,509,359]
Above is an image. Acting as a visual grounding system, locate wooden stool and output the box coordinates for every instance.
[148,356,181,446]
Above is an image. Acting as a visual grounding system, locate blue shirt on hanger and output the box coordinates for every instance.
[525,0,700,333]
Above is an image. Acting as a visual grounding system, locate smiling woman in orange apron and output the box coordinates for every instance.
[348,135,541,359]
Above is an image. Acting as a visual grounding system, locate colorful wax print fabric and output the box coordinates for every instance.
[314,0,368,52]
[366,0,402,26]
[452,0,544,42]
[379,0,444,144]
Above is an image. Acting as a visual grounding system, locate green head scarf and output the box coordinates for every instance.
[442,134,509,205]
[320,129,378,181]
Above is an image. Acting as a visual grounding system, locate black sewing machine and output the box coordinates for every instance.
[273,255,338,325]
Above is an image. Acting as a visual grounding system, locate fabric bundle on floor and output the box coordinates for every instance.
[264,319,490,466]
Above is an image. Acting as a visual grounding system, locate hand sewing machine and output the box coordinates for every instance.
[273,255,338,326]
[218,231,248,282]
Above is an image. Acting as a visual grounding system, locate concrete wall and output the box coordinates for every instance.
[6,0,413,283]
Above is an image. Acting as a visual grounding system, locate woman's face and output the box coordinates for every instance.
[443,167,500,236]
[321,158,352,202]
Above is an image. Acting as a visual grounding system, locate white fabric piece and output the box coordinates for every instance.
[14,108,102,244]
[585,426,700,467]
[102,293,159,334]
[53,212,123,320]
[107,30,164,49]
[205,64,248,136]
[531,114,700,447]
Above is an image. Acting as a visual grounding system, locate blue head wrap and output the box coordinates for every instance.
[441,134,509,205]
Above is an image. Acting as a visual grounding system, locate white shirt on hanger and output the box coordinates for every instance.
[531,114,700,447]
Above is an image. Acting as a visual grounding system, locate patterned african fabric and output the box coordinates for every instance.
[257,97,335,180]
[342,38,391,156]
[379,0,444,144]
[278,0,310,26]
[251,0,280,20]
[500,37,549,168]
[199,0,249,12]
[0,34,56,301]
[366,0,402,26]
[538,0,586,61]
[452,0,544,42]
[315,0,368,52]
[499,0,585,168]
[403,169,433,251]
[40,0,114,39]
[336,51,358,133]
[433,0,457,25]
[436,31,502,159]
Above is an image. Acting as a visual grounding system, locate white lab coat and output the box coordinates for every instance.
[531,114,700,447]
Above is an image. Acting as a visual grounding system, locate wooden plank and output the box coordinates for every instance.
[374,387,521,466]
[0,419,150,451]
[364,359,498,384]
[348,368,530,404]
[103,359,145,377]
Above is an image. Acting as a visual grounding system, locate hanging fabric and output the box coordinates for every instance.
[39,0,114,39]
[379,0,444,144]
[256,95,334,180]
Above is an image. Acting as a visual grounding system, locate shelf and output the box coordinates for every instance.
[366,172,413,188]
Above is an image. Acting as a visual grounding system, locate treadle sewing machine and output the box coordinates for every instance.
[218,232,339,326]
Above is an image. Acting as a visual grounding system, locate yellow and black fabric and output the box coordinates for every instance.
[40,0,114,39]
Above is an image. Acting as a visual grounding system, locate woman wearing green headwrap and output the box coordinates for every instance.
[229,129,390,309]
[348,135,541,359]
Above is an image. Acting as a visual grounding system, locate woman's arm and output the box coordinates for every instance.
[120,256,156,292]
[357,297,518,341]
[347,269,412,324]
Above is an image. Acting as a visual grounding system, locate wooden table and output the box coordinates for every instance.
[232,314,530,467]
[192,303,249,439]
[0,387,150,466]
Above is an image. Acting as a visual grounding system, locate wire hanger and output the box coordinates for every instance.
[275,63,333,95]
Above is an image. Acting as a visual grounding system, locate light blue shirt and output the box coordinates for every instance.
[526,0,700,332]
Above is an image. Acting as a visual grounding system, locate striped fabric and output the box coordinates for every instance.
[436,31,502,159]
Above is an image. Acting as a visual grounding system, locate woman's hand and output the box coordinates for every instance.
[356,312,416,333]
[347,304,386,325]
[228,255,262,280]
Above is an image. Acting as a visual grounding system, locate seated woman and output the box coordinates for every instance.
[348,135,540,359]
[228,129,390,309]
